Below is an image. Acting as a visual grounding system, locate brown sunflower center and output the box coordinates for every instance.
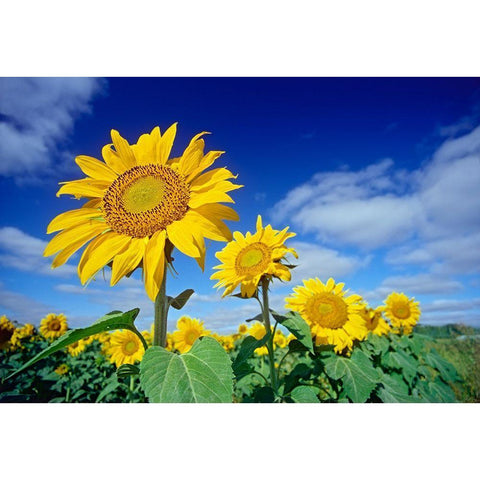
[50,320,61,331]
[102,164,190,238]
[235,242,271,276]
[392,302,411,319]
[305,292,348,329]
[123,339,139,355]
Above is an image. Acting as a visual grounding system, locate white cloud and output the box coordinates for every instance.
[0,77,105,177]
[0,227,76,277]
[287,241,370,284]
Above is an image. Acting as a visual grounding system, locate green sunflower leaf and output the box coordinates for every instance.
[5,309,145,380]
[232,333,270,376]
[290,385,320,403]
[168,289,195,310]
[323,350,380,403]
[376,374,417,403]
[270,310,314,353]
[424,351,460,383]
[140,336,233,403]
[116,364,140,378]
[245,313,263,323]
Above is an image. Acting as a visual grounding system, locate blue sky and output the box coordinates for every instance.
[1,77,480,332]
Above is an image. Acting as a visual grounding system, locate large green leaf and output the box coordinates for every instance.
[365,333,390,356]
[290,385,320,403]
[384,350,418,385]
[377,374,417,403]
[425,351,460,382]
[417,378,457,403]
[270,311,314,353]
[140,336,233,403]
[5,309,144,380]
[323,350,380,403]
[232,333,270,376]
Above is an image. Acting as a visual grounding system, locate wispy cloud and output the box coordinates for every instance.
[0,77,106,179]
[0,227,76,277]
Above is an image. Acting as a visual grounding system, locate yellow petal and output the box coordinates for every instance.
[143,230,167,301]
[102,143,129,173]
[47,208,103,234]
[166,220,201,258]
[44,222,108,257]
[132,131,157,166]
[177,131,208,175]
[111,130,137,170]
[75,155,117,182]
[78,232,131,285]
[190,168,237,192]
[56,179,109,199]
[157,123,177,165]
[194,203,239,222]
[111,237,148,286]
[186,150,224,183]
[182,210,232,242]
[188,190,234,209]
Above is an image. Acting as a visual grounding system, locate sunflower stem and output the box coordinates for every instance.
[261,276,278,395]
[153,257,168,348]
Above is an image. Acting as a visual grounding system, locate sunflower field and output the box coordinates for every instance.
[0,124,465,403]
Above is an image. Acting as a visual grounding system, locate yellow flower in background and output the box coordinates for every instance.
[67,340,86,357]
[273,329,288,349]
[142,329,153,347]
[172,316,210,353]
[285,278,368,354]
[107,330,145,367]
[44,125,241,301]
[166,333,174,351]
[0,315,15,350]
[211,215,297,298]
[248,322,274,356]
[96,331,112,355]
[237,323,248,335]
[382,292,421,335]
[55,364,70,376]
[10,324,36,349]
[82,335,95,345]
[40,313,68,341]
[360,306,391,336]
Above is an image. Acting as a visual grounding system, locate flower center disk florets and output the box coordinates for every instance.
[235,242,271,276]
[305,292,348,329]
[102,164,190,238]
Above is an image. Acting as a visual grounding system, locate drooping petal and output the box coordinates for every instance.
[143,230,167,301]
[110,237,148,286]
[166,220,201,258]
[111,130,137,170]
[47,208,103,234]
[56,179,110,199]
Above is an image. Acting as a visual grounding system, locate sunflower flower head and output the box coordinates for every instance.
[285,277,368,354]
[382,292,420,335]
[44,125,241,301]
[0,315,15,350]
[360,305,391,337]
[106,330,145,367]
[67,339,86,357]
[172,316,210,353]
[237,323,248,335]
[55,364,70,376]
[211,215,297,298]
[40,313,68,341]
[10,323,36,350]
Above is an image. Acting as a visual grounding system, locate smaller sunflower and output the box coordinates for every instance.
[273,329,288,349]
[67,340,86,357]
[360,306,391,336]
[0,315,15,350]
[172,316,210,353]
[248,321,273,356]
[285,277,368,354]
[40,313,68,341]
[55,364,70,376]
[106,330,145,367]
[10,324,36,349]
[211,215,297,298]
[382,292,421,335]
[237,323,248,335]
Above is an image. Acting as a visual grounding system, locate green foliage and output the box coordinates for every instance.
[5,309,145,379]
[167,289,194,310]
[140,337,233,403]
[290,385,320,403]
[270,311,314,353]
[232,334,270,377]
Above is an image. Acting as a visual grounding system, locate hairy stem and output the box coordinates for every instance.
[261,276,278,394]
[153,256,168,347]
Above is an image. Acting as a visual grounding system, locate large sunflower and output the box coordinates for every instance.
[0,315,15,350]
[44,125,241,301]
[211,215,297,297]
[39,313,68,341]
[285,278,368,354]
[106,329,145,367]
[172,316,210,353]
[382,292,420,335]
